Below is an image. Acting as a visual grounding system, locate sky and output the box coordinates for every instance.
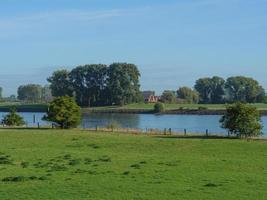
[1,0,267,96]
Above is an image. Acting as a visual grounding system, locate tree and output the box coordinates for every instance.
[220,103,263,138]
[209,76,225,103]
[41,85,53,103]
[2,107,25,126]
[194,76,225,104]
[154,102,165,113]
[161,90,176,104]
[225,76,265,103]
[177,87,199,103]
[107,63,141,105]
[69,64,108,107]
[0,87,2,99]
[43,96,81,129]
[17,84,42,102]
[47,70,74,97]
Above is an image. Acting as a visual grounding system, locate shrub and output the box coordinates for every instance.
[154,102,165,113]
[220,102,263,138]
[198,106,208,110]
[2,107,25,126]
[43,96,81,129]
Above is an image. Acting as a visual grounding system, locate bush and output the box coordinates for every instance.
[220,102,263,138]
[43,96,81,129]
[154,102,165,113]
[198,106,208,110]
[2,107,25,126]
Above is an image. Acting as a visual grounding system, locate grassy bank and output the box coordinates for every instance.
[85,103,267,114]
[0,129,266,200]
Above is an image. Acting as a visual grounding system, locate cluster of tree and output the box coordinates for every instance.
[47,63,142,107]
[159,76,265,104]
[194,76,265,104]
[160,87,199,104]
[17,84,52,103]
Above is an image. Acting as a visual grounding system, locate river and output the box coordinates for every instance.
[0,112,266,136]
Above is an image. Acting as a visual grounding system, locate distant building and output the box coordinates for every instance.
[142,91,160,103]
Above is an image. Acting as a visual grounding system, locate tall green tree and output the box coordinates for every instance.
[43,96,81,129]
[220,103,263,138]
[17,84,42,102]
[194,76,225,104]
[69,64,108,107]
[225,76,265,103]
[177,87,199,103]
[47,70,73,97]
[107,63,141,105]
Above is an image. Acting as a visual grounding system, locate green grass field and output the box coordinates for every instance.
[88,103,267,111]
[0,130,266,200]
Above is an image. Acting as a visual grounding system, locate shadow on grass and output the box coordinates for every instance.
[153,135,240,140]
[154,135,267,141]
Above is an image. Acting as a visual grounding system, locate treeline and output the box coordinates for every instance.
[1,64,266,106]
[17,85,52,103]
[161,76,266,104]
[47,63,142,107]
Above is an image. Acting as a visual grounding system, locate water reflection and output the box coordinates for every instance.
[81,113,140,128]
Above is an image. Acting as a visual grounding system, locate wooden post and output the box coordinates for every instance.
[169,128,172,135]
[206,129,209,137]
[184,129,187,136]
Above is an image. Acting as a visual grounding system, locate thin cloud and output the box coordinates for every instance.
[0,8,140,35]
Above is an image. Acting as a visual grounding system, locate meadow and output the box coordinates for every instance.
[0,129,266,200]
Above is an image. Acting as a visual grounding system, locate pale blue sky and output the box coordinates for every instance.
[1,0,267,96]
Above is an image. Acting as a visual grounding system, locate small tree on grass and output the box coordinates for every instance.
[2,107,25,126]
[154,102,165,113]
[220,102,263,138]
[43,96,81,129]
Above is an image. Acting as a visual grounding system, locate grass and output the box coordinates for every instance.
[87,103,267,111]
[0,129,266,200]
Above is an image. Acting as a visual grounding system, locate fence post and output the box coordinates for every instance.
[184,129,187,136]
[164,128,167,135]
[33,115,36,124]
[206,129,209,137]
[169,128,172,135]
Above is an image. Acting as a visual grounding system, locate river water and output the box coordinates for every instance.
[0,112,266,136]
